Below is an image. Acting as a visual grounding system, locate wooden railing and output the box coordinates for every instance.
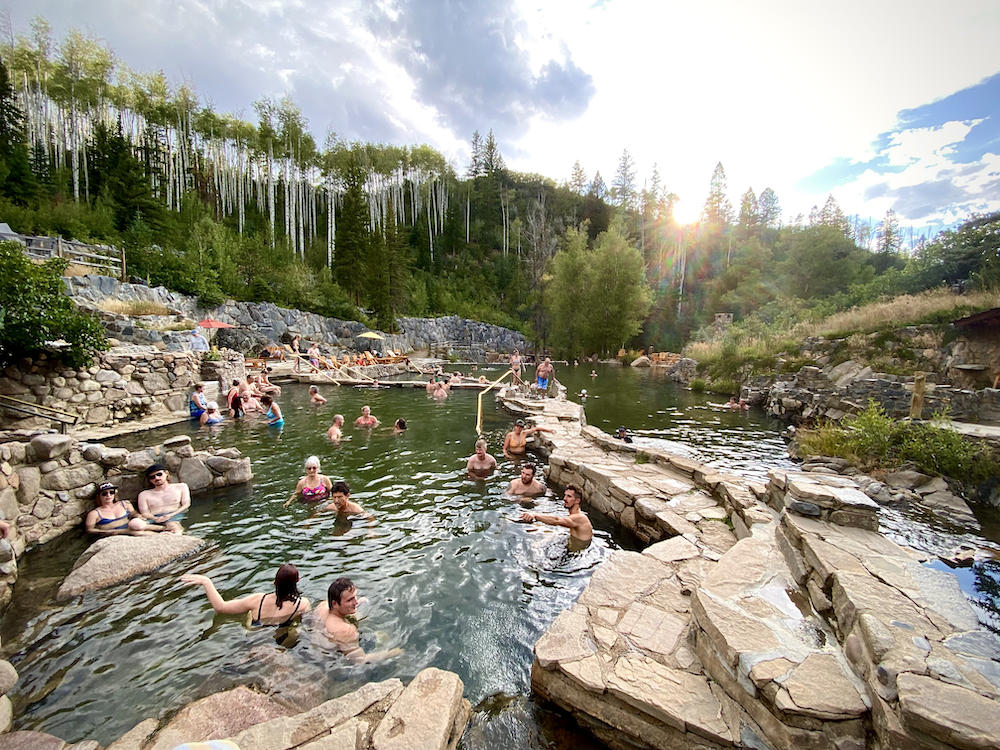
[21,235,126,279]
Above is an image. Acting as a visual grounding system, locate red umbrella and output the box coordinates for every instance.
[198,318,235,328]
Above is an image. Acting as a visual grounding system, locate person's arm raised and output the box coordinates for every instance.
[180,574,256,615]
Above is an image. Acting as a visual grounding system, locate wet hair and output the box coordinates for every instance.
[328,577,355,608]
[260,395,273,406]
[475,439,487,451]
[304,455,320,470]
[395,418,406,430]
[565,484,583,503]
[274,563,301,607]
[331,480,350,496]
[522,463,536,478]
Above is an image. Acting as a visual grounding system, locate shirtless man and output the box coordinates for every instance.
[323,481,368,515]
[503,419,554,458]
[432,382,448,399]
[328,414,345,441]
[137,464,191,526]
[466,439,497,478]
[315,577,402,663]
[535,358,554,391]
[355,405,380,428]
[507,463,546,496]
[309,385,327,405]
[520,484,593,544]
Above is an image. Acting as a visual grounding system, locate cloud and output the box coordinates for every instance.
[366,0,594,144]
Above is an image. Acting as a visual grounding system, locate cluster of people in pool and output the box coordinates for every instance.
[93,378,593,662]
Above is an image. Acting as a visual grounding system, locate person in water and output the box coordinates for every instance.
[393,418,407,434]
[189,383,208,420]
[323,480,367,515]
[309,385,327,405]
[520,484,593,545]
[506,463,546,497]
[431,382,448,399]
[137,465,191,526]
[199,401,224,426]
[85,482,166,536]
[181,563,311,627]
[328,414,346,442]
[467,439,497,478]
[290,455,333,503]
[354,405,379,427]
[260,395,284,427]
[315,577,401,663]
[503,419,554,458]
[616,425,633,443]
[227,380,244,419]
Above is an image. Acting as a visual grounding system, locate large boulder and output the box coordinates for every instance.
[29,434,74,461]
[56,534,204,600]
[146,686,291,750]
[372,668,470,750]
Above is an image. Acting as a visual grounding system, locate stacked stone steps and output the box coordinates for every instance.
[503,390,1000,750]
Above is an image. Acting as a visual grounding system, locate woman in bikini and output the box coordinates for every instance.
[180,563,311,628]
[354,405,379,427]
[503,419,555,458]
[289,456,333,503]
[85,482,158,535]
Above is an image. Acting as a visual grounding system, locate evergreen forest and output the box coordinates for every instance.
[2,19,999,358]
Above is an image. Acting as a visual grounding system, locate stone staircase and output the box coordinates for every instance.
[499,388,1000,750]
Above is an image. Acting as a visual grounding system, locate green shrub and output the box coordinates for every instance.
[0,240,107,368]
[635,451,650,464]
[797,401,1000,484]
[689,378,706,392]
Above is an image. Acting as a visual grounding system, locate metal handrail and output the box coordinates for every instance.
[475,369,513,435]
[0,395,79,433]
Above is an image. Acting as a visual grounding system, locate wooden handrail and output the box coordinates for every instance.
[475,369,513,435]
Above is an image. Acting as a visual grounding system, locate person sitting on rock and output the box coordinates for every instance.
[181,563,311,629]
[189,383,208,420]
[258,367,281,396]
[315,577,401,663]
[615,425,633,443]
[86,482,169,536]
[137,464,191,527]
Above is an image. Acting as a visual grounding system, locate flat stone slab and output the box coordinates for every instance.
[897,672,1000,750]
[231,679,403,750]
[371,668,467,750]
[643,536,700,564]
[780,653,867,719]
[578,550,672,609]
[57,534,205,600]
[534,608,592,668]
[605,656,734,744]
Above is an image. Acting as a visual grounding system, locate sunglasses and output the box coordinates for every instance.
[149,471,166,479]
[99,489,117,496]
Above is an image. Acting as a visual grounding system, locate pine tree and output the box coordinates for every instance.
[701,162,733,226]
[467,130,482,179]
[758,188,781,229]
[612,149,637,210]
[334,167,370,305]
[482,130,505,176]
[877,209,902,254]
[569,160,587,195]
[589,171,607,201]
[738,187,759,238]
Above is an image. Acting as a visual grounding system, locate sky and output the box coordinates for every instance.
[9,0,1000,236]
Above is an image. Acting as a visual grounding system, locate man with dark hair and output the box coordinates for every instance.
[323,481,366,515]
[137,464,190,527]
[520,484,592,545]
[316,577,402,663]
[507,463,546,497]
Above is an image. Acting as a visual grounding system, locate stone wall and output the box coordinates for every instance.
[0,432,252,613]
[744,364,1000,424]
[65,274,531,359]
[0,349,200,430]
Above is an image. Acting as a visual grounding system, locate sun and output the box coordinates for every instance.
[672,199,700,225]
